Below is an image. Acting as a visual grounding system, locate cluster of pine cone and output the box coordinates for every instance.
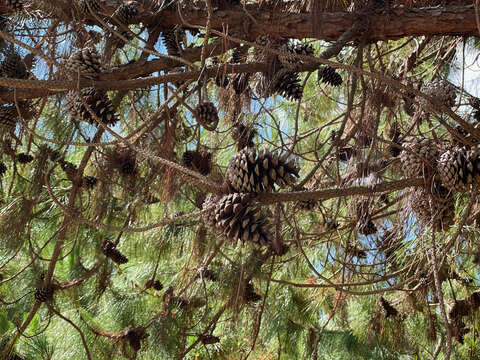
[202,148,299,253]
[400,132,480,231]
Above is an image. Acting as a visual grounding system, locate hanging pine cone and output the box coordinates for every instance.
[289,42,314,57]
[387,122,402,157]
[318,66,343,87]
[297,198,316,211]
[125,327,147,352]
[410,186,455,232]
[213,193,272,246]
[113,143,137,175]
[379,296,398,318]
[231,123,256,150]
[402,92,416,116]
[419,79,456,111]
[65,48,102,79]
[0,106,18,130]
[66,87,118,126]
[101,238,128,264]
[469,97,480,122]
[0,162,7,177]
[152,280,163,290]
[182,150,212,175]
[199,334,220,345]
[195,268,217,281]
[79,0,100,13]
[113,1,139,25]
[34,285,54,302]
[162,30,182,57]
[226,148,299,193]
[0,52,28,79]
[355,200,377,235]
[278,40,314,66]
[243,281,261,303]
[145,279,163,290]
[272,70,303,100]
[61,161,77,182]
[6,0,23,10]
[83,175,98,188]
[201,194,218,229]
[17,153,34,164]
[195,101,219,131]
[400,138,438,179]
[253,34,272,62]
[437,147,480,191]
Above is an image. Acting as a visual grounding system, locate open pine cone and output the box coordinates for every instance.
[437,146,480,191]
[226,148,299,193]
[203,193,272,247]
[400,138,438,179]
[65,47,102,79]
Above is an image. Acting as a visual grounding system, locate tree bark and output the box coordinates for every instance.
[152,4,479,42]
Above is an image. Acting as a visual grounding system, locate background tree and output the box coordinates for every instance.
[0,0,480,359]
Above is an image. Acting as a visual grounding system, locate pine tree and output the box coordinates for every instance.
[0,1,479,360]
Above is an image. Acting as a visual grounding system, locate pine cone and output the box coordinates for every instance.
[114,143,137,175]
[0,52,28,79]
[195,268,217,281]
[437,147,480,191]
[199,334,220,345]
[289,42,314,57]
[379,296,398,318]
[145,279,163,290]
[419,79,456,111]
[400,138,438,179]
[0,162,7,177]
[17,153,34,164]
[7,0,23,10]
[113,1,139,25]
[244,281,261,303]
[214,193,272,246]
[101,238,128,264]
[61,161,77,182]
[469,97,480,111]
[83,175,98,188]
[195,102,219,131]
[355,200,377,235]
[387,123,402,157]
[403,92,416,116]
[231,123,256,150]
[318,66,343,87]
[278,41,314,66]
[182,150,212,175]
[66,87,118,126]
[410,186,455,232]
[201,194,218,228]
[0,106,18,130]
[65,48,102,79]
[34,285,54,302]
[79,0,100,13]
[226,148,299,193]
[125,327,147,352]
[162,30,182,57]
[273,70,303,100]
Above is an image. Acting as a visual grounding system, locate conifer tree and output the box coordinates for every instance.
[0,1,480,359]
